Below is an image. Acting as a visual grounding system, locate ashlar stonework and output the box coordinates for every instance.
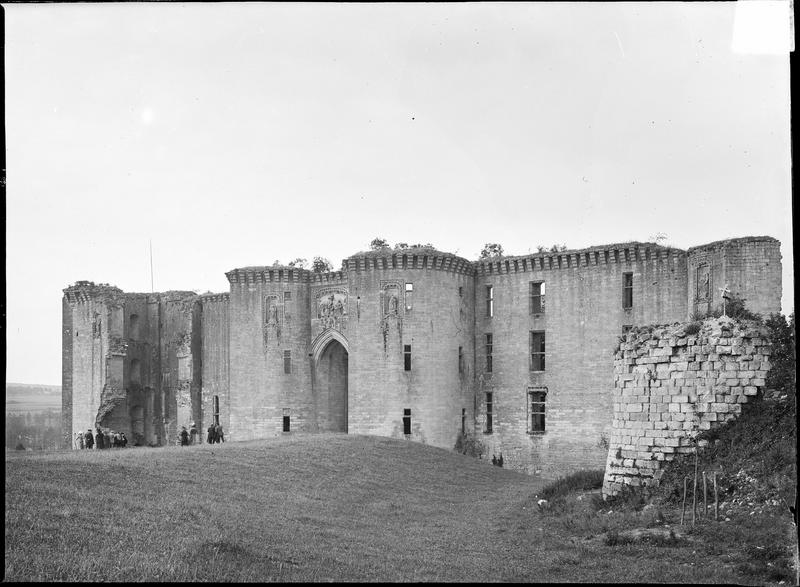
[602,316,772,497]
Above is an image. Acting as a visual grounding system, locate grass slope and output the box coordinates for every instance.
[5,430,797,582]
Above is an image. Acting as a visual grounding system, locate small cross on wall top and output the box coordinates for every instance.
[719,284,731,315]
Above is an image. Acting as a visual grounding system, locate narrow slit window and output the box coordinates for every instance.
[403,408,411,435]
[129,314,140,340]
[458,286,463,298]
[486,285,494,318]
[530,282,545,314]
[458,346,464,374]
[405,283,413,311]
[461,408,466,434]
[283,409,291,432]
[283,350,292,374]
[485,392,493,434]
[485,334,493,373]
[404,345,412,371]
[529,389,546,433]
[623,272,633,309]
[213,395,220,426]
[530,331,545,371]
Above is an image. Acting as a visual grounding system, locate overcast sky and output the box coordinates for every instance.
[5,2,793,385]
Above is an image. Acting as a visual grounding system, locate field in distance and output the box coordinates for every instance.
[6,383,61,413]
[6,433,793,582]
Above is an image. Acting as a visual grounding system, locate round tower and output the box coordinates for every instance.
[342,247,476,448]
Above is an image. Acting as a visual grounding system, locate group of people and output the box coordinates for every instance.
[75,428,127,450]
[207,422,225,444]
[491,453,504,467]
[178,422,224,445]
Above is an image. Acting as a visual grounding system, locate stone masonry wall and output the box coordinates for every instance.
[473,243,688,477]
[602,316,772,497]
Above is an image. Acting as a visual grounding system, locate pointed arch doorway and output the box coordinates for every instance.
[312,331,349,433]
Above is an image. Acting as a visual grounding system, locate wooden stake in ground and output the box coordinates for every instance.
[681,476,688,525]
[692,441,699,526]
[713,472,719,521]
[703,471,708,519]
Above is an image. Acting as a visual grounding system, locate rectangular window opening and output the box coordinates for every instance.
[485,392,493,434]
[530,281,545,314]
[213,395,220,426]
[461,408,466,434]
[403,408,411,435]
[404,344,412,371]
[405,283,413,311]
[485,333,493,373]
[458,346,464,374]
[529,388,546,433]
[284,291,292,301]
[623,272,633,309]
[283,350,292,374]
[486,285,494,318]
[530,331,545,371]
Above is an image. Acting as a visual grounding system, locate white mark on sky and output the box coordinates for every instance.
[141,108,155,125]
[614,31,626,58]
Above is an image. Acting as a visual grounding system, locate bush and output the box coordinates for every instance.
[538,469,605,501]
[764,312,796,394]
[684,321,702,335]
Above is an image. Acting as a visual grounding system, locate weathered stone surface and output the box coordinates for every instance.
[602,317,772,498]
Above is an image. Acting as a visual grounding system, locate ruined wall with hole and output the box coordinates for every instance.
[199,293,230,438]
[62,283,201,448]
[602,316,772,498]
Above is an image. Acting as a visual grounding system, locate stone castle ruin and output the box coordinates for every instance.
[62,236,782,476]
[603,317,773,497]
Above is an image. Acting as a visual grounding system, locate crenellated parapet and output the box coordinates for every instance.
[225,266,311,284]
[474,242,685,276]
[311,271,347,286]
[198,292,230,304]
[63,281,124,304]
[345,247,475,276]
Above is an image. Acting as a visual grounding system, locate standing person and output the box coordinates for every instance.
[207,423,215,444]
[214,423,224,443]
[85,429,94,450]
[120,432,127,447]
[95,428,105,450]
[75,432,85,450]
[179,426,189,446]
[189,423,198,445]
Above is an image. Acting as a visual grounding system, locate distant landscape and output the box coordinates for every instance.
[5,383,62,450]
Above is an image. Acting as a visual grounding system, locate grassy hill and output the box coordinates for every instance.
[5,429,797,582]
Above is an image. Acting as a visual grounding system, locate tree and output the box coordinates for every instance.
[370,237,390,250]
[549,244,568,252]
[478,243,504,259]
[649,232,668,245]
[765,312,796,394]
[312,256,333,273]
[410,242,434,249]
[287,258,308,269]
[394,242,409,250]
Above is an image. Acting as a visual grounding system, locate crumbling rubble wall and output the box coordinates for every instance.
[602,316,772,498]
